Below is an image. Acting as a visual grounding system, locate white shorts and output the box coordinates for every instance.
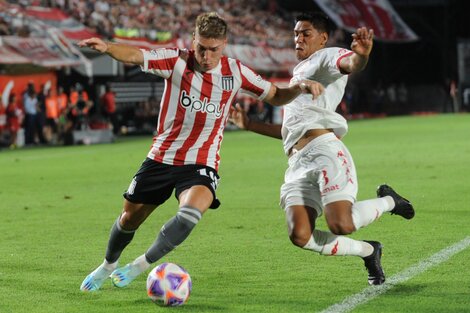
[280,132,358,217]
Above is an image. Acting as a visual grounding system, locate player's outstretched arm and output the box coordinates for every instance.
[229,103,282,139]
[339,27,374,74]
[78,37,144,66]
[264,80,324,106]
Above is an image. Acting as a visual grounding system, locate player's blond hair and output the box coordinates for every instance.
[195,12,228,39]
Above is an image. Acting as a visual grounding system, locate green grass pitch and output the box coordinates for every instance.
[1,114,469,312]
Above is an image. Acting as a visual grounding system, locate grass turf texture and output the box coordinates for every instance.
[1,114,469,313]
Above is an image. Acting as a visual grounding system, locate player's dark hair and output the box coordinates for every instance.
[295,12,333,35]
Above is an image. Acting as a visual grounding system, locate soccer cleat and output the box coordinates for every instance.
[80,265,113,292]
[362,240,385,286]
[377,184,415,220]
[111,263,143,288]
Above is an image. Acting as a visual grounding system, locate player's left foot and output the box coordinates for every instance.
[362,240,385,286]
[111,263,143,288]
[377,184,415,219]
[80,265,113,292]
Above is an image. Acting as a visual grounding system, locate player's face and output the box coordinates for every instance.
[294,21,328,61]
[193,34,227,72]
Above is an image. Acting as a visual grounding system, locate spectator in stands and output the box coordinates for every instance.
[62,101,75,146]
[70,83,89,106]
[17,24,30,37]
[0,97,6,144]
[56,86,68,115]
[0,17,10,35]
[36,84,48,143]
[100,84,118,134]
[44,89,59,143]
[6,93,23,149]
[77,11,321,292]
[448,78,460,112]
[61,88,93,145]
[56,86,69,145]
[23,82,46,145]
[67,89,91,131]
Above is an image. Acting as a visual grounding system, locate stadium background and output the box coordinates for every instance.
[0,0,469,147]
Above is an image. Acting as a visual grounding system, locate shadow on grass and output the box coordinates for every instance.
[387,283,426,295]
[133,298,227,311]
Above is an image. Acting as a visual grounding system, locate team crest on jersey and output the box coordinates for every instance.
[221,76,234,90]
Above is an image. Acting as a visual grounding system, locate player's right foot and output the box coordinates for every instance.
[377,184,415,219]
[111,263,143,288]
[80,265,114,292]
[362,240,385,286]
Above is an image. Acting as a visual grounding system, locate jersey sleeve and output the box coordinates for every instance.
[327,47,354,76]
[140,48,180,79]
[238,62,272,100]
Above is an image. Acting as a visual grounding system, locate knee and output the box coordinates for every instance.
[120,208,146,230]
[326,219,355,235]
[288,227,312,248]
[119,213,142,230]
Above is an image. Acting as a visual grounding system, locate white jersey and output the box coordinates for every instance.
[281,47,353,155]
[141,48,271,171]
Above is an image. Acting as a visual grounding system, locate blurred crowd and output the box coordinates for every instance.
[4,0,297,48]
[0,82,125,148]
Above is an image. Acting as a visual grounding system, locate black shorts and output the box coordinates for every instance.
[123,158,221,209]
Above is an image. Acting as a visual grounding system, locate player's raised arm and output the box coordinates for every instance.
[78,37,144,66]
[339,27,374,74]
[264,79,325,106]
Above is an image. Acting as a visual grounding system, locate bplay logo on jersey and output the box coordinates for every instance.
[180,90,223,118]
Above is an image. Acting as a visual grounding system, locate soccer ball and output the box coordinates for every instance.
[146,263,192,306]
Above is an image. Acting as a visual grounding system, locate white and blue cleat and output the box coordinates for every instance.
[80,266,114,292]
[110,263,141,288]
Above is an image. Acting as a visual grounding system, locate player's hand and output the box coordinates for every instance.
[351,27,374,57]
[229,103,250,130]
[299,80,324,99]
[77,37,108,53]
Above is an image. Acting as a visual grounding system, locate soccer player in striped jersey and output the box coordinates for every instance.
[78,12,324,292]
[230,12,415,285]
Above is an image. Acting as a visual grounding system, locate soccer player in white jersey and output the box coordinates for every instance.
[230,12,415,285]
[78,12,323,292]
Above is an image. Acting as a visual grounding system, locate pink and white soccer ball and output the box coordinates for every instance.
[146,262,192,306]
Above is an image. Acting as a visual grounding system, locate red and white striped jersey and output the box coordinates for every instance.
[141,48,271,171]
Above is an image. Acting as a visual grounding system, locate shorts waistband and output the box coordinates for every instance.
[290,132,337,157]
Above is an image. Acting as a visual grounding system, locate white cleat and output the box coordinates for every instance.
[111,263,143,288]
[80,265,114,292]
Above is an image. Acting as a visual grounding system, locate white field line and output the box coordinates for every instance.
[320,236,470,313]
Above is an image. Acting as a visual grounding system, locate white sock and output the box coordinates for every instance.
[351,197,393,230]
[303,229,373,258]
[129,254,151,276]
[102,259,118,271]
